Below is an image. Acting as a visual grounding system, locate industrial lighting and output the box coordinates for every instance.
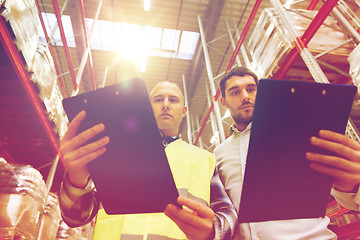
[144,0,151,11]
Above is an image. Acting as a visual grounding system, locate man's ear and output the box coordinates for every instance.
[220,96,227,108]
[182,105,187,118]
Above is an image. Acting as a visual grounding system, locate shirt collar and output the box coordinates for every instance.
[229,122,252,136]
[161,134,181,147]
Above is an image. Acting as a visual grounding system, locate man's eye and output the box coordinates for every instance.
[231,91,239,95]
[154,98,163,102]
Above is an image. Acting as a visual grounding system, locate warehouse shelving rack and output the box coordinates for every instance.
[0,0,102,238]
[0,16,62,193]
[0,0,102,192]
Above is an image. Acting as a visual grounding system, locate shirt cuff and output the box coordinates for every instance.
[331,186,360,212]
[63,172,95,200]
[212,215,221,240]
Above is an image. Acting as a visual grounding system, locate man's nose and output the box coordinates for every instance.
[241,90,250,101]
[162,98,170,109]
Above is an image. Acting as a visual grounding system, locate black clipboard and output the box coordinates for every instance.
[62,78,179,215]
[238,79,356,223]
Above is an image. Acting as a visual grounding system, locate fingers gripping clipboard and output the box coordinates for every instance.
[62,78,179,215]
[238,79,356,223]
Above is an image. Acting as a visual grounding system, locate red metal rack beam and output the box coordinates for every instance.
[307,0,319,10]
[194,0,262,145]
[227,0,262,73]
[326,200,351,218]
[274,0,340,79]
[52,0,78,90]
[302,0,340,43]
[327,207,351,218]
[0,18,60,153]
[35,0,68,98]
[79,0,96,90]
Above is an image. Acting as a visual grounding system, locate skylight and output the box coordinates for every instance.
[39,13,199,72]
[39,13,76,47]
[86,18,199,60]
[178,31,199,59]
[143,26,162,49]
[161,28,181,51]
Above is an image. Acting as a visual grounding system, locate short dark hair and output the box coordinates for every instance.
[219,66,259,97]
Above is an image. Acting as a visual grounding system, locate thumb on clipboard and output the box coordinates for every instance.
[164,196,215,240]
[60,110,110,188]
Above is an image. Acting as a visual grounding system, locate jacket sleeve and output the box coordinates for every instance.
[58,172,100,227]
[210,168,238,240]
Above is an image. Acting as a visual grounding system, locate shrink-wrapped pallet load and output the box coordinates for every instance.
[0,162,46,240]
[37,192,61,240]
[56,220,94,240]
[30,43,68,139]
[30,44,57,101]
[0,0,40,70]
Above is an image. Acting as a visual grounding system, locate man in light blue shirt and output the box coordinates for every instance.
[214,66,360,239]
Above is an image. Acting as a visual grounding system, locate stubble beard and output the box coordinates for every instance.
[232,110,253,127]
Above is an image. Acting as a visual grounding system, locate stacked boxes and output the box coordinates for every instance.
[247,8,354,79]
[1,0,68,139]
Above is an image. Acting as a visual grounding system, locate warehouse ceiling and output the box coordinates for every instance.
[36,0,360,151]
